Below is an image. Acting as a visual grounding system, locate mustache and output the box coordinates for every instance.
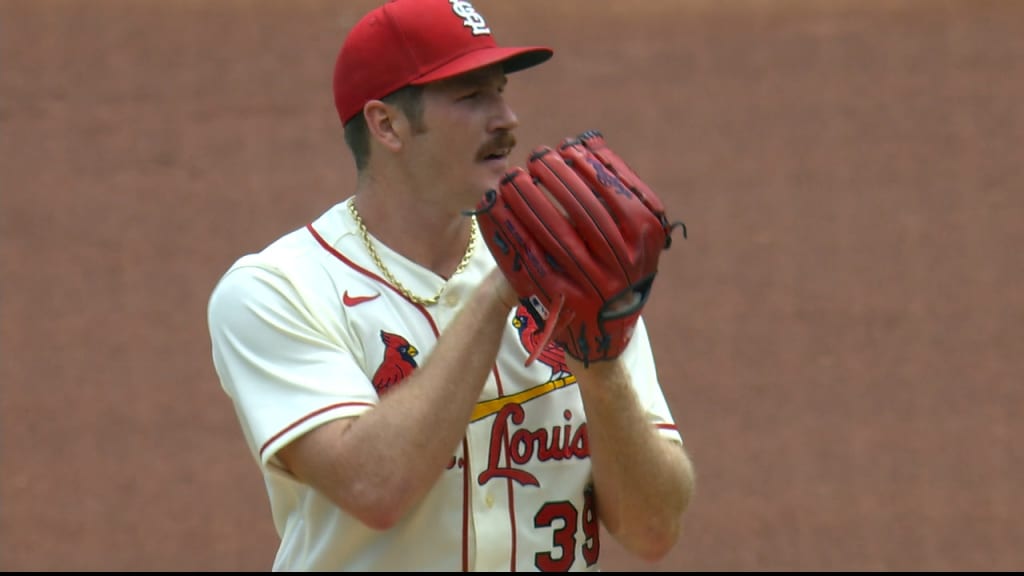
[483,131,517,155]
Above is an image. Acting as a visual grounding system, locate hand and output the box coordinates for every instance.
[482,268,520,312]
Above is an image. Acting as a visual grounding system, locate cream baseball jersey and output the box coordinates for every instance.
[207,197,683,571]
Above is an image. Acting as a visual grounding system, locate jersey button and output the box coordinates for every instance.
[444,292,459,307]
[485,494,495,508]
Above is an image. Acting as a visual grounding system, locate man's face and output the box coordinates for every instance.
[408,64,519,205]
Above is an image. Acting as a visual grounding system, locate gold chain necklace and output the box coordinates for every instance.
[348,200,477,306]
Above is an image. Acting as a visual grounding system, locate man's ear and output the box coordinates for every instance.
[364,100,405,153]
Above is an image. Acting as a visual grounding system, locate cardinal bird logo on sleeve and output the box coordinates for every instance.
[371,330,418,396]
[512,305,569,380]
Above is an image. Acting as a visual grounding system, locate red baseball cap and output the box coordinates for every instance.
[333,0,554,126]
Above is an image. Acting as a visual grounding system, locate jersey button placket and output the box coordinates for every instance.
[467,407,514,570]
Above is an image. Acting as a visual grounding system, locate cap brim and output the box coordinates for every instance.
[411,46,553,85]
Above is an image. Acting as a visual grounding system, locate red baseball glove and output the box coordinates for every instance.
[472,130,687,366]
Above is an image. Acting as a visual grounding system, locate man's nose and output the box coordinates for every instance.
[491,99,520,132]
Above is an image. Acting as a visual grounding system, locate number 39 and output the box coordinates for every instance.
[533,486,600,571]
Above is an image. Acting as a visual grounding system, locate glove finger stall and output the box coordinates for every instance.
[527,147,636,293]
[498,166,603,289]
[559,141,666,270]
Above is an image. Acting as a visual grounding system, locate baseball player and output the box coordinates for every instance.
[207,0,695,571]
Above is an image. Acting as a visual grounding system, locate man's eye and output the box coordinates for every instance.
[459,91,481,101]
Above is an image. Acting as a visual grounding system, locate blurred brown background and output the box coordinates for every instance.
[2,0,1022,571]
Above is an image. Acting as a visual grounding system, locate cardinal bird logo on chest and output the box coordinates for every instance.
[513,305,569,380]
[371,330,418,396]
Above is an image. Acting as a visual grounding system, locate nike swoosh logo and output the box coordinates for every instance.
[343,291,381,307]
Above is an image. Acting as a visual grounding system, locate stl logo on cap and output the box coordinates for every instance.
[450,0,491,36]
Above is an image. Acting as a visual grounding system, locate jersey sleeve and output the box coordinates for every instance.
[620,315,685,445]
[207,260,378,471]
